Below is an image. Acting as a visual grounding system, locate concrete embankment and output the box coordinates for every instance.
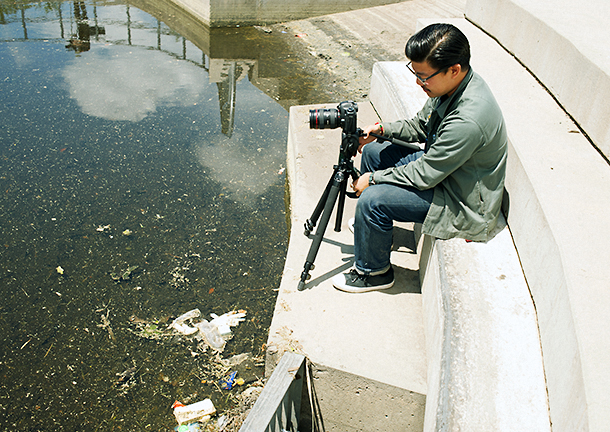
[157,0,610,428]
[268,1,610,431]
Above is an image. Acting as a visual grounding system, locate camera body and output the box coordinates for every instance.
[309,101,360,158]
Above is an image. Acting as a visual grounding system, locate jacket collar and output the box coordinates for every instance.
[434,67,474,117]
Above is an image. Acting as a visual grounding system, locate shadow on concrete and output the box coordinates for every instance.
[299,223,421,293]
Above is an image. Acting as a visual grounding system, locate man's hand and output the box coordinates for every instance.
[352,172,372,197]
[357,123,383,153]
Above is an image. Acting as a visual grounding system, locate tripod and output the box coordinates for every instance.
[296,131,422,291]
[297,131,360,291]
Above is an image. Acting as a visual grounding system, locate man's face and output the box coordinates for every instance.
[409,60,461,98]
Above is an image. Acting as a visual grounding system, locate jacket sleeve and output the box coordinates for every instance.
[374,114,484,190]
[381,99,434,144]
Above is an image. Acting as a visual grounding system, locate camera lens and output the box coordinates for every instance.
[309,108,340,129]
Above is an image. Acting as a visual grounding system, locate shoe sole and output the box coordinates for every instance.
[333,279,395,293]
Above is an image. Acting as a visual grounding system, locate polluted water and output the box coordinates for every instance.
[0,0,364,428]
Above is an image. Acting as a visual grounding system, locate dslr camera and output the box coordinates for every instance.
[309,101,360,158]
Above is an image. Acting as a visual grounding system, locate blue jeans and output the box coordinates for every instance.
[354,142,433,274]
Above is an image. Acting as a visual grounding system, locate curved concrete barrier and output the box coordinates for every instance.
[419,219,549,431]
[466,0,610,160]
[371,13,610,432]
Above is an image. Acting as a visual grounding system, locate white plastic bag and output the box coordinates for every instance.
[168,309,201,335]
[209,310,247,336]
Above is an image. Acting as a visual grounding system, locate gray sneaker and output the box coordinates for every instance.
[332,267,394,293]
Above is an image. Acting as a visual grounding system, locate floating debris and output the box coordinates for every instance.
[172,398,216,425]
[56,266,64,275]
[115,366,137,386]
[97,310,115,340]
[170,266,190,289]
[122,229,133,236]
[96,224,111,232]
[209,310,247,337]
[254,25,273,34]
[127,316,172,341]
[167,309,247,352]
[110,265,140,282]
[169,309,201,335]
[219,371,238,390]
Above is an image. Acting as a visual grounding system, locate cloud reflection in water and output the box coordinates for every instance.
[62,44,210,122]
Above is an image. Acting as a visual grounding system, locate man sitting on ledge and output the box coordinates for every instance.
[333,23,508,293]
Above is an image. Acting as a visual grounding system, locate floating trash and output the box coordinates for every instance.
[172,398,216,425]
[219,371,238,390]
[168,309,247,352]
[56,266,64,275]
[209,310,247,337]
[174,423,201,432]
[174,422,201,432]
[109,265,139,282]
[169,309,201,336]
[196,320,225,350]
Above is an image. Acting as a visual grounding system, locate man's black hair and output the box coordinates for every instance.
[405,23,470,71]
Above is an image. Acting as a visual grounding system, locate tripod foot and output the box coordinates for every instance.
[298,263,314,291]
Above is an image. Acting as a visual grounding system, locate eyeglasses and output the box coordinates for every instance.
[406,61,447,85]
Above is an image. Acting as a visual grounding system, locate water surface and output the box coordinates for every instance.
[0,1,293,429]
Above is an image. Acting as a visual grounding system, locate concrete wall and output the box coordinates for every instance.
[168,0,409,27]
[466,0,610,161]
[462,1,610,430]
[370,11,610,431]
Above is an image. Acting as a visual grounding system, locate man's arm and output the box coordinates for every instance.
[374,115,483,190]
[382,98,434,144]
[358,98,434,152]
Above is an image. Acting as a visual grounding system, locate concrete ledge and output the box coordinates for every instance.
[419,217,549,431]
[370,16,610,432]
[267,102,428,430]
[466,0,610,160]
[271,103,427,395]
[167,0,409,27]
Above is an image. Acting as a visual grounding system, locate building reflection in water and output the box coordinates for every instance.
[2,0,305,207]
[65,1,106,53]
[4,0,275,139]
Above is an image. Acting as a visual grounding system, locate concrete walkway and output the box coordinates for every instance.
[265,102,427,430]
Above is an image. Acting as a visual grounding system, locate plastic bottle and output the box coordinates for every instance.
[195,320,225,350]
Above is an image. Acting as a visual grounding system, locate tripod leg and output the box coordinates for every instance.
[334,176,348,232]
[304,171,336,236]
[298,171,344,290]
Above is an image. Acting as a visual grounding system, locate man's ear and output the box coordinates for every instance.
[449,64,462,77]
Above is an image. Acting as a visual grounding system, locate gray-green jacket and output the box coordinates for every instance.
[373,69,507,242]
